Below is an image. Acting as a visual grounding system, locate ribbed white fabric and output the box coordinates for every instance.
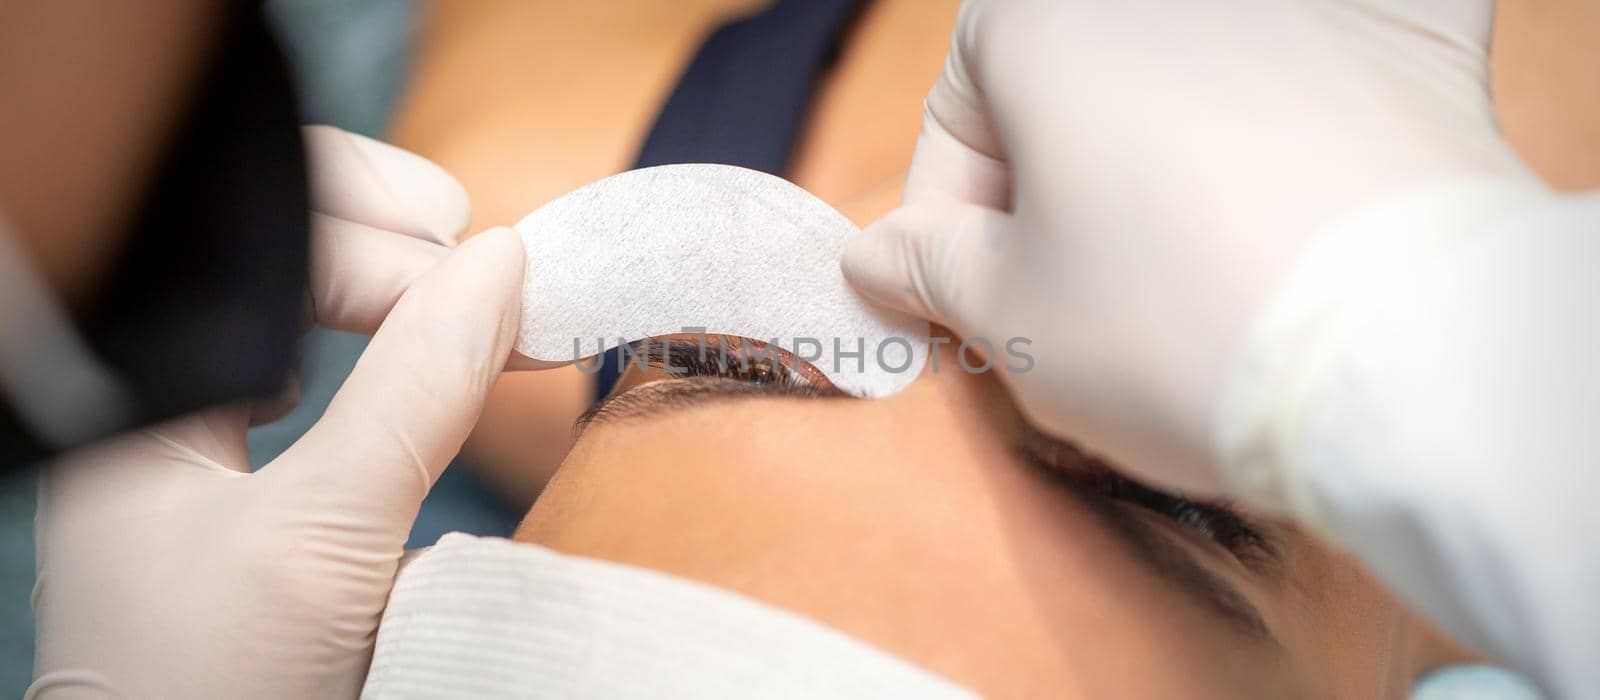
[363,533,975,699]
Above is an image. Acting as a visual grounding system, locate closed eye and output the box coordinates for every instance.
[1016,426,1279,569]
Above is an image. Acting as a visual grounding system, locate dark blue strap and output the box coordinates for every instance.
[634,0,865,173]
[595,0,867,400]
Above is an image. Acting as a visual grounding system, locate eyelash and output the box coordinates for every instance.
[1093,476,1275,565]
[1019,436,1276,565]
[627,338,812,387]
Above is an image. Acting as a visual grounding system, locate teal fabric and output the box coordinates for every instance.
[0,467,38,694]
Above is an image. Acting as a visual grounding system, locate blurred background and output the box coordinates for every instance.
[0,0,1592,694]
[2,0,1595,695]
[0,2,511,691]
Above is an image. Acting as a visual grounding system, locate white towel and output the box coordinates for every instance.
[363,533,976,699]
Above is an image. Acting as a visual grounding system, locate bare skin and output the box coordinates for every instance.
[514,339,1469,698]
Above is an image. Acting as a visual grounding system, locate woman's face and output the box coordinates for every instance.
[515,335,1441,698]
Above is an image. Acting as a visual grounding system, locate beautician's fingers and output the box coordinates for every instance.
[842,198,1012,335]
[269,226,524,519]
[903,0,1010,209]
[309,219,540,359]
[855,0,1011,328]
[309,213,449,334]
[303,125,470,246]
[906,95,1010,209]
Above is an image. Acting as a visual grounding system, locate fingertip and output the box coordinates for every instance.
[344,128,471,245]
[416,227,525,343]
[309,214,449,334]
[458,224,523,258]
[452,226,526,293]
[304,125,471,246]
[846,200,1013,335]
[842,213,923,317]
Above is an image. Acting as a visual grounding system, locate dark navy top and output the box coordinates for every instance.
[594,0,868,400]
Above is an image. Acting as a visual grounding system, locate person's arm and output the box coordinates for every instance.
[1218,187,1600,697]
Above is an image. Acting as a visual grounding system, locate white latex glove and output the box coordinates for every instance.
[30,126,526,698]
[840,0,1540,502]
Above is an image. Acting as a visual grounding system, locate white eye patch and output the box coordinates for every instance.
[513,164,928,398]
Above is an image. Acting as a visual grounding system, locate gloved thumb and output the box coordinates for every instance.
[265,226,524,524]
[841,198,1011,336]
[902,0,1010,209]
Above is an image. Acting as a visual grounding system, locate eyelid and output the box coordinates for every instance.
[621,336,835,391]
[1013,426,1279,570]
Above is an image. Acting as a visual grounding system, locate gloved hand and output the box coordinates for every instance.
[30,126,525,698]
[841,0,1539,503]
